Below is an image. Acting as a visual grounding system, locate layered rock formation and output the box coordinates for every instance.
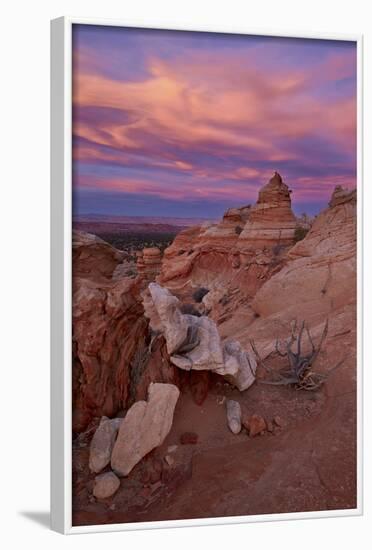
[72,179,357,525]
[237,172,297,251]
[251,185,356,323]
[136,247,162,283]
[72,236,177,433]
[72,275,147,432]
[72,178,357,524]
[143,282,257,391]
[222,186,356,369]
[72,230,125,280]
[158,172,296,298]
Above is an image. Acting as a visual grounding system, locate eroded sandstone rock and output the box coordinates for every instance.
[137,247,162,283]
[230,184,357,382]
[158,173,296,304]
[72,230,125,280]
[143,283,256,391]
[72,276,147,431]
[111,383,180,477]
[237,172,296,251]
[72,237,178,433]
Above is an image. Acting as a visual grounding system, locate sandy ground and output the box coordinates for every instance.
[72,363,356,526]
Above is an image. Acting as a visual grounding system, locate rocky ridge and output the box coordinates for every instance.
[72,174,357,525]
[158,173,297,299]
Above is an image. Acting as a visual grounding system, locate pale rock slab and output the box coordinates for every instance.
[111,382,180,476]
[226,400,242,434]
[89,417,122,473]
[144,283,256,390]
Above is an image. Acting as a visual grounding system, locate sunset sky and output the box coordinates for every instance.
[72,25,356,218]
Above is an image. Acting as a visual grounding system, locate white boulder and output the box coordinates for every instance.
[89,417,122,474]
[111,383,180,477]
[226,399,242,434]
[144,283,256,390]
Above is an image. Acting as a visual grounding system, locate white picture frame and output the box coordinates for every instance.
[51,16,363,534]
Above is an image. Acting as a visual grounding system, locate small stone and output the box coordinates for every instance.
[167,445,178,454]
[246,414,267,437]
[273,415,284,428]
[109,503,116,511]
[226,399,242,434]
[180,432,198,445]
[93,471,120,499]
[165,455,175,466]
[266,420,274,433]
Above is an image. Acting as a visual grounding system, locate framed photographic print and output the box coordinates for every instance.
[51,16,363,534]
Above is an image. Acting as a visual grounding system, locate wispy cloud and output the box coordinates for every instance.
[72,26,356,216]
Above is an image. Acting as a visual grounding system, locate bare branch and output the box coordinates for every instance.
[253,318,341,391]
[297,320,306,358]
[305,325,316,355]
[250,339,281,376]
[308,319,328,365]
[275,338,287,357]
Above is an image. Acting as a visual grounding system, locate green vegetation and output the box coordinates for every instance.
[294,226,309,243]
[192,287,209,303]
[94,231,176,253]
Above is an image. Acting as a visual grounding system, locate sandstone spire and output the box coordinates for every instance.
[237,172,297,250]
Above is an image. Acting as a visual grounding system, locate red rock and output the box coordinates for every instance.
[180,432,198,445]
[72,230,125,280]
[72,237,179,432]
[137,247,162,284]
[245,414,267,437]
[238,172,296,251]
[158,173,296,308]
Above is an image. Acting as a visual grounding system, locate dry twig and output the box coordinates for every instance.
[250,319,344,391]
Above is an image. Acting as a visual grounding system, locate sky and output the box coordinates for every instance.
[72,25,357,218]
